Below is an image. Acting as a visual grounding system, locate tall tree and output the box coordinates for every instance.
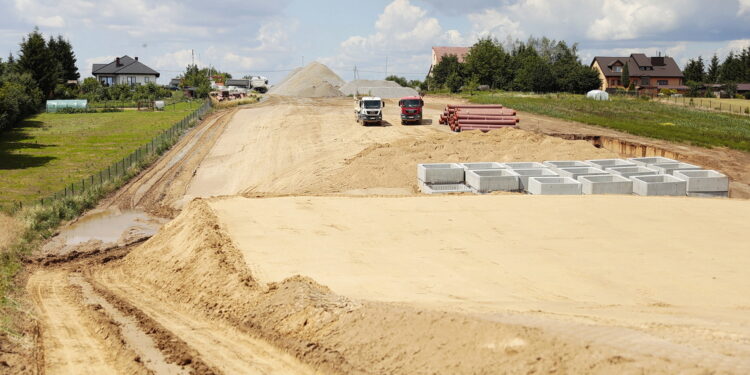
[719,51,743,83]
[706,54,720,83]
[17,27,59,98]
[429,54,462,89]
[682,56,705,82]
[48,35,79,81]
[464,37,509,89]
[621,62,630,88]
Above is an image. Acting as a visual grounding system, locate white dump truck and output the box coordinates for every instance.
[249,76,269,93]
[355,96,385,126]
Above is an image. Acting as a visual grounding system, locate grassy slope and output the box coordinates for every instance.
[470,93,750,151]
[0,101,200,206]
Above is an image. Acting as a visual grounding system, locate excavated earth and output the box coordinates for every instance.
[5,95,750,375]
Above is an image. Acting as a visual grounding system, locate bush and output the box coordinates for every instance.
[100,107,123,112]
[55,107,97,114]
[639,95,651,101]
[744,91,750,100]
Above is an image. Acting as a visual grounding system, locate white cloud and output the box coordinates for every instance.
[152,49,202,71]
[34,15,64,28]
[587,0,678,40]
[739,0,750,15]
[223,52,260,70]
[466,9,524,42]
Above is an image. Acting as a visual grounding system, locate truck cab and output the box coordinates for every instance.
[398,96,424,125]
[355,97,385,126]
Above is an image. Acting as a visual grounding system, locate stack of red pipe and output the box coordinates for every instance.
[439,104,519,132]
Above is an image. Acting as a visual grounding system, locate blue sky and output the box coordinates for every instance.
[1,0,749,84]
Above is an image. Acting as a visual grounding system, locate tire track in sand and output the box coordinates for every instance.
[28,269,122,375]
[96,267,321,375]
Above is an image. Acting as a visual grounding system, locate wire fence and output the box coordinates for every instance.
[655,96,750,116]
[11,100,211,211]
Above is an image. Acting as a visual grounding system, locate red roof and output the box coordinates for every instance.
[433,47,470,64]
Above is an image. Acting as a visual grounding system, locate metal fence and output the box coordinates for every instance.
[12,100,211,210]
[656,95,750,116]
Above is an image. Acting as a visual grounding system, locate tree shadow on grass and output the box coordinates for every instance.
[0,121,57,170]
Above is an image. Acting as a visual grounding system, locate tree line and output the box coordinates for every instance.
[682,47,750,98]
[426,37,601,94]
[1,28,80,131]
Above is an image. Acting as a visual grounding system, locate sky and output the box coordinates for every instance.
[1,0,749,84]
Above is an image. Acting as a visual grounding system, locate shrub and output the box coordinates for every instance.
[744,91,750,100]
[55,107,97,114]
[639,95,651,101]
[100,107,123,112]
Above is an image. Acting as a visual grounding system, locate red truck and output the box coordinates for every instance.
[398,96,424,125]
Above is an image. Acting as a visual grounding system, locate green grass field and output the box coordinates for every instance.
[656,96,750,115]
[469,93,750,151]
[0,101,201,208]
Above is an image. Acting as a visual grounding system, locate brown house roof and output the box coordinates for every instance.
[592,54,683,78]
[433,46,470,64]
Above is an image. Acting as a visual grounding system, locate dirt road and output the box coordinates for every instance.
[17,95,750,374]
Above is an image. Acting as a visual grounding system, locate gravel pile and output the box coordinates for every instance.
[269,62,345,97]
[340,80,419,98]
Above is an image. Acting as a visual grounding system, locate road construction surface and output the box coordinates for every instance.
[16,96,750,375]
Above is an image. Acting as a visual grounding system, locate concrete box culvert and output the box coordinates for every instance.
[607,166,659,178]
[650,162,702,175]
[417,163,465,184]
[512,168,559,192]
[527,177,582,195]
[631,174,687,196]
[504,162,546,169]
[465,169,520,193]
[579,175,633,195]
[459,162,506,171]
[586,158,638,170]
[556,167,610,181]
[673,170,729,193]
[628,156,678,166]
[543,160,593,170]
[418,180,473,194]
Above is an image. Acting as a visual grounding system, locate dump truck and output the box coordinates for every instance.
[355,96,385,126]
[398,96,424,125]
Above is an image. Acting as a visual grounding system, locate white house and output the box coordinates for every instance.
[92,56,160,86]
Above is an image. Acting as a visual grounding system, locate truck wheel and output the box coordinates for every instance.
[401,120,406,125]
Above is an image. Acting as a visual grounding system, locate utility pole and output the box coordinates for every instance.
[385,56,388,78]
[191,49,195,66]
[302,55,305,66]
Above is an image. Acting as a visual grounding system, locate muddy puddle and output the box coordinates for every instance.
[41,208,168,257]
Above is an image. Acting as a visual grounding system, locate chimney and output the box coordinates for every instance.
[116,57,121,66]
[135,56,138,61]
[651,56,665,66]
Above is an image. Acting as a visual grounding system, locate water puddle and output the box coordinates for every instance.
[58,208,166,246]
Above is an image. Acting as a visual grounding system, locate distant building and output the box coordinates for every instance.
[92,55,160,86]
[591,53,686,93]
[225,79,251,89]
[428,46,470,77]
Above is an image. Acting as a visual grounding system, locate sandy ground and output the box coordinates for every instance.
[13,95,750,374]
[0,212,21,251]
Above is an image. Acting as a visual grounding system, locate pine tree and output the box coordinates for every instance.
[48,35,79,81]
[707,54,720,83]
[621,62,630,88]
[18,27,60,97]
[683,57,705,82]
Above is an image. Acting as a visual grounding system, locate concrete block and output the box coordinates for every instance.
[673,170,729,192]
[628,157,678,166]
[650,162,702,175]
[418,180,473,194]
[417,163,464,184]
[631,175,687,196]
[607,166,659,178]
[556,167,610,181]
[512,168,559,191]
[579,175,633,195]
[527,177,582,195]
[586,158,638,170]
[459,162,506,171]
[543,160,592,170]
[504,162,546,169]
[687,191,729,198]
[465,169,520,193]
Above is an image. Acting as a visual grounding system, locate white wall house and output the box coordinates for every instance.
[92,56,160,86]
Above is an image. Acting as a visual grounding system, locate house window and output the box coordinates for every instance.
[641,77,650,85]
[100,76,114,86]
[127,76,137,85]
[657,80,668,85]
[613,66,622,72]
[144,76,150,83]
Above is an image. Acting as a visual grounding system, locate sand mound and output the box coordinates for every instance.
[307,127,617,193]
[96,199,694,374]
[269,62,344,97]
[340,79,419,98]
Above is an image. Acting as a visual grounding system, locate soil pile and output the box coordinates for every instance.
[269,62,344,97]
[309,127,617,193]
[340,79,419,98]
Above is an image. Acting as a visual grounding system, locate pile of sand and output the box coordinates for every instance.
[269,62,344,97]
[306,127,617,193]
[340,79,419,98]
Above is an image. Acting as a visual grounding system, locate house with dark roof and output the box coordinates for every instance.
[92,56,160,86]
[591,53,686,92]
[428,46,470,77]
